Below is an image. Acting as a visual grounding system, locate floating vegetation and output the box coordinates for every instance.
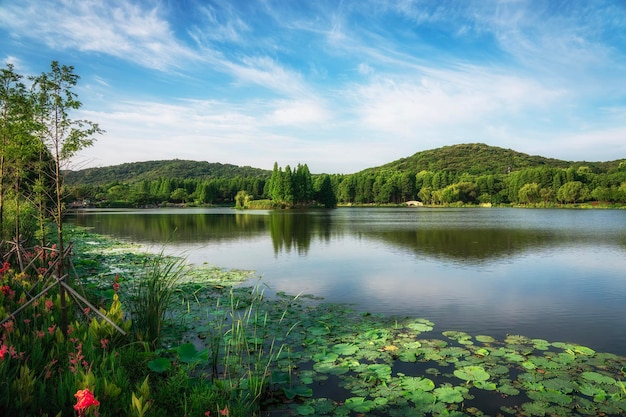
[68,227,626,416]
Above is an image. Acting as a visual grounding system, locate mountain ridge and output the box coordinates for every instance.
[65,143,625,186]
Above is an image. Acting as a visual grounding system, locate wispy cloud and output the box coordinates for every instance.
[0,0,198,71]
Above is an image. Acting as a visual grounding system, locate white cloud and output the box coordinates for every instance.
[223,56,310,97]
[265,99,331,126]
[350,65,565,137]
[0,0,199,71]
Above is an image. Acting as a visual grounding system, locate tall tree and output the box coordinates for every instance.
[31,61,103,333]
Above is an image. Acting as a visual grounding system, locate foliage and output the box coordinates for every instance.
[128,252,186,349]
[62,143,626,208]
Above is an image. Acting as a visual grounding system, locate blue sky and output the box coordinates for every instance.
[1,0,625,174]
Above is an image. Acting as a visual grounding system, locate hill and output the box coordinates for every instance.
[64,159,271,186]
[65,143,625,187]
[362,143,620,175]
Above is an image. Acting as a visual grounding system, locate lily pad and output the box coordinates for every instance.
[177,342,208,363]
[400,376,435,391]
[434,386,465,403]
[454,365,490,382]
[147,357,172,373]
[581,371,616,385]
[475,335,495,343]
[344,397,375,413]
[332,343,359,355]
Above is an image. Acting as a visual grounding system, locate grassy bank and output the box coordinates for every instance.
[1,228,626,416]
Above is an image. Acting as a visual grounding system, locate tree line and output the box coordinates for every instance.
[333,164,626,205]
[65,159,626,209]
[0,61,101,244]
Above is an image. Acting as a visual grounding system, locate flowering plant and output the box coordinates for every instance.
[74,388,100,416]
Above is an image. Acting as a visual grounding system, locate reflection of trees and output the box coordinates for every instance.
[68,211,269,243]
[68,209,625,262]
[364,228,557,263]
[269,212,311,255]
[68,210,335,256]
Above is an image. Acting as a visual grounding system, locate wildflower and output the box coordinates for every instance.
[100,338,109,349]
[219,407,228,416]
[73,388,100,416]
[1,285,11,296]
[9,345,21,359]
[0,262,10,274]
[0,344,8,360]
[205,412,211,417]
[2,320,14,334]
[45,299,54,311]
[113,274,119,293]
[48,324,57,335]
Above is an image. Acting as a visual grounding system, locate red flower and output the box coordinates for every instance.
[219,407,228,416]
[73,388,100,411]
[1,285,11,296]
[0,344,8,360]
[0,262,10,274]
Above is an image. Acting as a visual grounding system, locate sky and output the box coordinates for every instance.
[1,0,625,174]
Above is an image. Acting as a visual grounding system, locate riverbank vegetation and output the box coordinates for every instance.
[64,144,626,208]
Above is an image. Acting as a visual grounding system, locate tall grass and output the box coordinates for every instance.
[130,252,187,349]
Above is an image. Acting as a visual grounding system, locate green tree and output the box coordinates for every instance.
[557,181,587,204]
[315,174,337,208]
[518,182,540,204]
[0,63,39,241]
[170,187,188,203]
[418,186,433,204]
[234,190,251,208]
[31,61,103,333]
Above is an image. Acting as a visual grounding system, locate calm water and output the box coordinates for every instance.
[67,207,626,356]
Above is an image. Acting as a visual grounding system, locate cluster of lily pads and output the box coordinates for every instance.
[71,228,626,416]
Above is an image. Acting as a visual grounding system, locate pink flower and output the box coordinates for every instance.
[45,299,54,311]
[100,338,109,349]
[2,320,14,334]
[0,344,8,360]
[48,324,56,335]
[205,412,211,417]
[219,407,228,416]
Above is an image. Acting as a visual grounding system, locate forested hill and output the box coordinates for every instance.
[363,143,620,176]
[64,159,271,186]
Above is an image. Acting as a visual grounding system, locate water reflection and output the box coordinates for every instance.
[68,208,626,263]
[67,207,626,356]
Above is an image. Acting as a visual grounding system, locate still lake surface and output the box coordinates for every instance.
[67,207,626,357]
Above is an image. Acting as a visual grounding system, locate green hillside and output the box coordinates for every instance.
[64,159,271,186]
[363,143,619,175]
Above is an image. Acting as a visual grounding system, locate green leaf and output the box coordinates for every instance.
[332,343,359,355]
[177,342,208,363]
[404,390,436,407]
[475,335,495,343]
[434,386,464,403]
[581,371,616,385]
[296,405,316,416]
[283,385,313,399]
[312,352,339,362]
[454,365,490,382]
[345,397,375,413]
[400,376,435,392]
[147,357,171,373]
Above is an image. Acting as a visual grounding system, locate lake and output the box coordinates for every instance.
[67,207,626,357]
